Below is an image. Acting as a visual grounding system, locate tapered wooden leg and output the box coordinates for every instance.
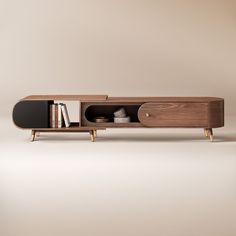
[89,130,95,142]
[209,128,213,142]
[204,128,214,142]
[31,130,36,142]
[94,130,97,138]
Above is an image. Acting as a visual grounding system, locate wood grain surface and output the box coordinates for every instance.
[22,95,108,101]
[15,96,224,130]
[138,102,208,127]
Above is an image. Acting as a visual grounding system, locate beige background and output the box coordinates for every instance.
[1,0,236,116]
[1,1,236,236]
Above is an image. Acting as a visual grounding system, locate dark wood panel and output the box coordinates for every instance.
[33,122,106,132]
[208,100,224,128]
[138,102,208,127]
[81,122,143,128]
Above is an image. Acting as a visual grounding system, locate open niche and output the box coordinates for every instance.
[85,104,141,125]
[49,100,81,128]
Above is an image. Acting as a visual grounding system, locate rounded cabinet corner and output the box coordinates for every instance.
[208,100,224,128]
[12,100,51,129]
[12,101,26,128]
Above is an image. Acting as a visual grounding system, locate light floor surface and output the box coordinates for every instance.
[1,116,236,236]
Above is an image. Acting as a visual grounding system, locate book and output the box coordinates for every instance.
[61,104,71,127]
[51,104,56,128]
[55,104,58,128]
[50,103,70,128]
[49,104,53,127]
[58,104,62,128]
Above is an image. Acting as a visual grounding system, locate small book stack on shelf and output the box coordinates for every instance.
[50,103,71,128]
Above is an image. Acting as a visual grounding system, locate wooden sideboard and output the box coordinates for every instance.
[13,95,224,142]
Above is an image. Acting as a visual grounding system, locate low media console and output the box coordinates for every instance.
[13,95,224,142]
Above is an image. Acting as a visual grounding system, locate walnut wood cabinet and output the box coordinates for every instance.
[13,95,224,142]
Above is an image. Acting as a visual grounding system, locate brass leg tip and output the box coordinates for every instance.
[90,131,95,142]
[210,135,213,142]
[31,135,35,142]
[31,131,36,142]
[94,130,97,138]
[208,128,213,142]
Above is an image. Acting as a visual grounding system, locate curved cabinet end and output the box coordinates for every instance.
[12,100,52,129]
[208,100,224,128]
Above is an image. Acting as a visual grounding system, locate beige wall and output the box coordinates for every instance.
[1,0,236,116]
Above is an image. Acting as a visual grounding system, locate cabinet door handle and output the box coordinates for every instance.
[145,113,150,117]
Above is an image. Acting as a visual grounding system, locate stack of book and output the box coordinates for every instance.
[50,103,71,128]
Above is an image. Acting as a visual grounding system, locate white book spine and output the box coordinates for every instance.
[52,104,55,128]
[61,104,70,127]
[58,104,62,128]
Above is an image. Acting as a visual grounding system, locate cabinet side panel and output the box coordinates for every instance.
[208,100,224,128]
[81,102,90,127]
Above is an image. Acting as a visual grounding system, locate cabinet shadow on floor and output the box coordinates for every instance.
[97,134,236,143]
[30,133,236,143]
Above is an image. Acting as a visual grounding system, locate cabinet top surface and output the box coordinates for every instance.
[106,97,223,102]
[22,95,223,102]
[23,95,108,101]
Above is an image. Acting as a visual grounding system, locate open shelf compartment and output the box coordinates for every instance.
[83,104,143,127]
